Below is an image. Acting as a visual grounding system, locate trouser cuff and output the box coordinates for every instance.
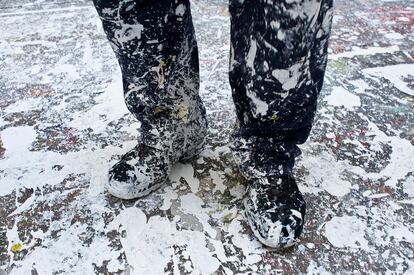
[230,134,301,180]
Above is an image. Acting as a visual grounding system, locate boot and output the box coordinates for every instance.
[107,105,208,200]
[228,0,333,247]
[92,0,207,199]
[231,139,306,248]
[244,176,306,248]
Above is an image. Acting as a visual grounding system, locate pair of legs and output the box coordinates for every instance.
[92,0,333,248]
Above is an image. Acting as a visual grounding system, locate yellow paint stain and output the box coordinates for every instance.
[157,55,176,88]
[271,114,280,121]
[176,105,189,122]
[222,213,235,223]
[11,243,23,253]
[158,58,166,87]
[154,106,164,114]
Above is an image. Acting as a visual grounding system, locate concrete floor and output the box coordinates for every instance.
[0,0,413,274]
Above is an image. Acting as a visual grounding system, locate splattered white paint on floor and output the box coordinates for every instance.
[1,0,414,274]
[325,86,361,109]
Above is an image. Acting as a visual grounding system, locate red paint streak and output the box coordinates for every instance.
[65,128,78,145]
[0,136,4,159]
[68,136,77,145]
[369,5,414,35]
[317,128,370,148]
[359,141,370,149]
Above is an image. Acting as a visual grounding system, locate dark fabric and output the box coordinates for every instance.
[93,0,208,199]
[228,0,333,178]
[92,0,333,178]
[92,0,206,149]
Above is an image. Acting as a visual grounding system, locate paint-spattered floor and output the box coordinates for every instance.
[1,0,413,273]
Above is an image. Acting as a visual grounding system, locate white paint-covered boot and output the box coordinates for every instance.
[107,144,171,200]
[107,111,207,200]
[244,176,306,248]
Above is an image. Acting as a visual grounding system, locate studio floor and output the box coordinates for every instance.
[0,0,413,273]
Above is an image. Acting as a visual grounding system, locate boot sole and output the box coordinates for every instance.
[106,178,167,200]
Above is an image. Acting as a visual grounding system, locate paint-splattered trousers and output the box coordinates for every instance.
[92,0,333,178]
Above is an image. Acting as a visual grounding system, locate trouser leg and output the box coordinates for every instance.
[93,0,206,155]
[229,0,333,178]
[92,0,207,199]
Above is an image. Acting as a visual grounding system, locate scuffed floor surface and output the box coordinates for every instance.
[1,0,413,273]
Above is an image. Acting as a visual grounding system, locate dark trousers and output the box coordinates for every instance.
[92,0,333,178]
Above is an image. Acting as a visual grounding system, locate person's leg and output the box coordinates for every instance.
[228,0,333,247]
[93,0,207,199]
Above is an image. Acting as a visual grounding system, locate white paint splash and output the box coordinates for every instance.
[169,163,200,193]
[108,207,222,275]
[159,186,178,211]
[307,260,331,274]
[175,4,186,16]
[324,215,369,250]
[210,169,226,193]
[68,75,131,133]
[330,45,400,60]
[246,89,269,117]
[364,121,414,188]
[0,124,135,196]
[10,222,121,275]
[349,79,371,94]
[403,175,414,197]
[179,193,217,238]
[244,37,269,117]
[271,62,302,91]
[5,97,44,113]
[114,23,144,44]
[301,149,357,197]
[363,64,414,96]
[325,86,361,109]
[384,32,404,40]
[246,37,257,75]
[1,126,37,158]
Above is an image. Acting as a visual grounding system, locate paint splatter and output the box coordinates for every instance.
[1,0,413,273]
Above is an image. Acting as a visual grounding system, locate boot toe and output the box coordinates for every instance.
[107,161,150,199]
[244,177,306,248]
[106,149,169,199]
[246,203,304,248]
